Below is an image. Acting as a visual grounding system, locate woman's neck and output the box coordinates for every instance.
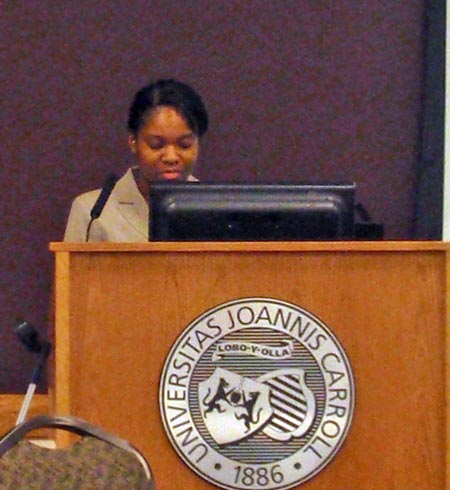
[132,167,149,199]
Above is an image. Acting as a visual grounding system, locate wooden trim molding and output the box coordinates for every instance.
[49,240,450,253]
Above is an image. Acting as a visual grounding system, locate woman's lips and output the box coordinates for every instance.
[160,170,182,180]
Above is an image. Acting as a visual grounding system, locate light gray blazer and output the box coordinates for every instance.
[64,168,197,242]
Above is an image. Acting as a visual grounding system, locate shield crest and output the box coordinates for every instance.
[198,367,273,445]
[258,368,316,441]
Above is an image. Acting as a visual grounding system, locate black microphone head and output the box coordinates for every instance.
[14,321,44,353]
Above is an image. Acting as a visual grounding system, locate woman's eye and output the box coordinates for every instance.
[147,138,164,150]
[178,137,195,149]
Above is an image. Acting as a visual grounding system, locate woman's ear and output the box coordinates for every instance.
[128,134,137,153]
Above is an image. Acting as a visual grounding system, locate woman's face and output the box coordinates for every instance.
[129,105,199,193]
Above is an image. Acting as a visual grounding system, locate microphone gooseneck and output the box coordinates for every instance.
[86,173,119,242]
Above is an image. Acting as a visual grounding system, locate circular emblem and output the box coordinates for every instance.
[160,298,355,490]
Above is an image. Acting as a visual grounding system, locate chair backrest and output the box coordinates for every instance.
[0,415,155,490]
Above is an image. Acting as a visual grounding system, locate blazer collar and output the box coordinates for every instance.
[113,167,199,239]
[115,168,148,239]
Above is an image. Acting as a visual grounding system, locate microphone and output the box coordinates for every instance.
[14,320,48,354]
[86,173,119,241]
[14,320,52,425]
[90,173,119,220]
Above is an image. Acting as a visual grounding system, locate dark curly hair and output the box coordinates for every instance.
[127,79,209,137]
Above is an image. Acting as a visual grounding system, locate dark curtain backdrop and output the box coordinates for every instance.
[2,1,426,392]
[414,0,445,238]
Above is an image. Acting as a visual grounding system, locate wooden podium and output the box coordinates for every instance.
[49,241,449,489]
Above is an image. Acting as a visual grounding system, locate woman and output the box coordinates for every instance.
[64,79,209,242]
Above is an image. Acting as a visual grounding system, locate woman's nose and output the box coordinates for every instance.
[162,145,179,163]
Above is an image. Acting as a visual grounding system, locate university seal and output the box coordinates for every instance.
[159,298,355,489]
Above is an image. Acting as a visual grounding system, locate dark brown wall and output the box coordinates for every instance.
[1,1,425,392]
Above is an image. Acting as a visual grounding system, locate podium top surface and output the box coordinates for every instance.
[49,241,450,253]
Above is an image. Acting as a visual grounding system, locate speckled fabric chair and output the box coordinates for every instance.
[0,415,155,490]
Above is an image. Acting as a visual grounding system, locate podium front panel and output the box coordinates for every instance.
[51,243,448,489]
